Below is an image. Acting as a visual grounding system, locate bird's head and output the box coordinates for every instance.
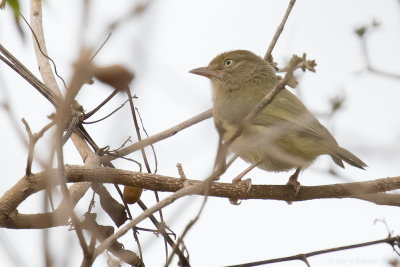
[190,50,276,94]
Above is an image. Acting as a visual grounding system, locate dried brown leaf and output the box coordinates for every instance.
[94,65,134,91]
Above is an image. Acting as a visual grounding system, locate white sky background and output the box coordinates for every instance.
[1,0,400,266]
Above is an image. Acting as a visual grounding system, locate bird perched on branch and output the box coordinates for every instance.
[190,50,366,196]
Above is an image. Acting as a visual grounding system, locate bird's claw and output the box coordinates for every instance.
[235,178,252,192]
[286,178,301,197]
[229,178,252,205]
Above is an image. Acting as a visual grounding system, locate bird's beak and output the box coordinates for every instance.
[189,66,218,79]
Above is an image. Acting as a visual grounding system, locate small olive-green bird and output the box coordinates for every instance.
[190,50,366,194]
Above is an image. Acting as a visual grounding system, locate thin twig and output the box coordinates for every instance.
[21,118,55,175]
[55,117,91,260]
[83,89,119,120]
[0,45,60,106]
[21,14,68,89]
[135,107,158,173]
[125,88,150,260]
[165,197,206,266]
[101,108,213,163]
[94,175,211,258]
[126,88,151,173]
[355,22,400,79]
[226,235,400,267]
[264,0,296,62]
[29,1,94,260]
[90,32,112,61]
[246,56,302,123]
[126,89,171,263]
[136,200,189,267]
[121,156,143,171]
[28,0,95,164]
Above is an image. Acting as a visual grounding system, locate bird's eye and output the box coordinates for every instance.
[224,59,233,67]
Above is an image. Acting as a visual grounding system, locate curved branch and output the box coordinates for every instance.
[30,0,62,98]
[30,0,94,162]
[0,181,91,229]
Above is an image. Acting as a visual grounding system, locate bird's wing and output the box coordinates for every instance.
[252,89,337,144]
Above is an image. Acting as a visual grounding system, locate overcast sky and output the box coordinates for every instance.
[1,0,400,266]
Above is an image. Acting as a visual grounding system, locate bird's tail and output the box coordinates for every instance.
[330,146,367,170]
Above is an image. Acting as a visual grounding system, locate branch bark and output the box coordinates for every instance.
[1,165,399,230]
[30,0,94,162]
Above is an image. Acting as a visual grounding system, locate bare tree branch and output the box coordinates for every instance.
[30,0,63,98]
[264,0,296,62]
[1,164,400,230]
[101,108,213,163]
[355,21,400,79]
[226,235,400,267]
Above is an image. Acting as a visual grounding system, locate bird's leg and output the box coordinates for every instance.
[232,160,261,187]
[229,160,261,205]
[286,167,301,197]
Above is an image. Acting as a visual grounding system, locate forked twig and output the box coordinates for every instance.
[21,118,55,175]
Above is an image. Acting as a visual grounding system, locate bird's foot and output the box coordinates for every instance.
[286,178,300,197]
[235,178,252,192]
[229,178,252,205]
[285,168,301,204]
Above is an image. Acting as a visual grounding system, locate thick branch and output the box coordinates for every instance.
[59,166,400,202]
[1,165,400,229]
[1,181,91,229]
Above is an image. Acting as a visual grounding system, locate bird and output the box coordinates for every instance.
[189,50,366,196]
